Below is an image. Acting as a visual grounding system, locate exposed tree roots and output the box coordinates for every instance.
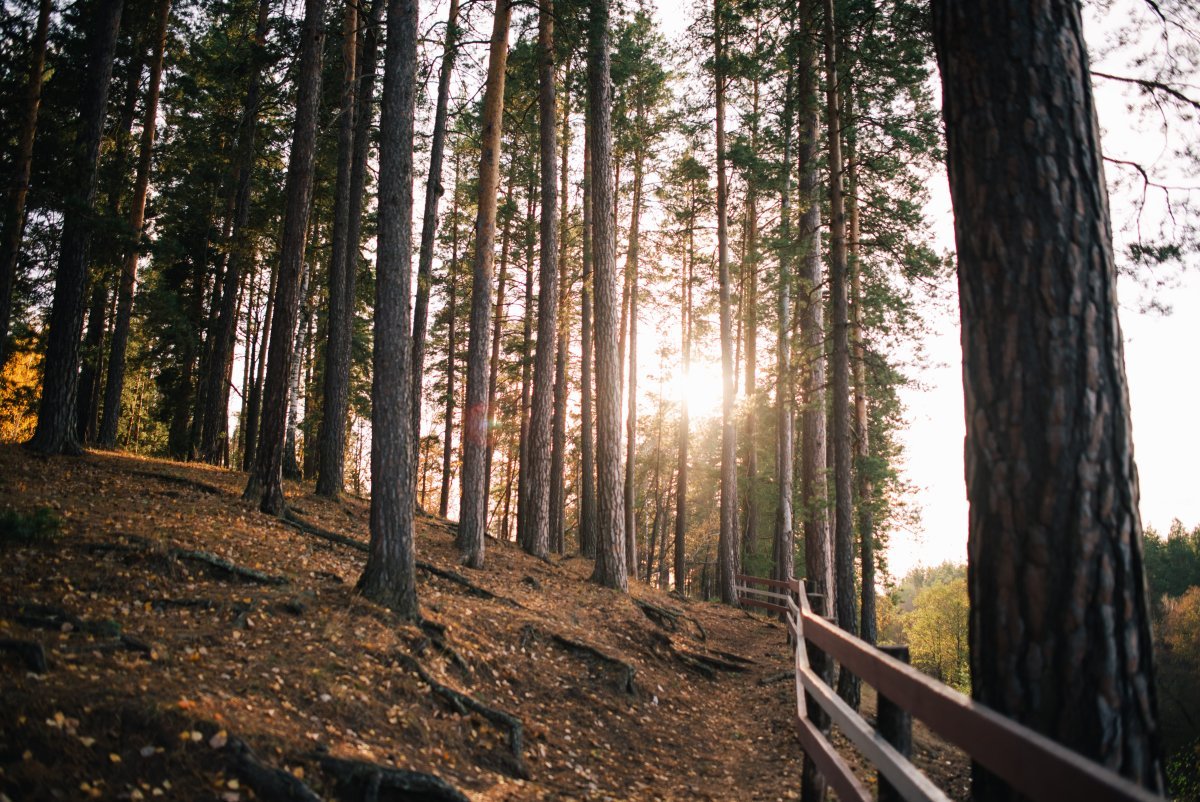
[319,755,470,802]
[170,548,288,586]
[224,735,322,802]
[390,652,529,779]
[129,470,226,496]
[524,625,638,695]
[635,597,708,642]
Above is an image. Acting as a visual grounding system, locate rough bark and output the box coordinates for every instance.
[587,0,627,591]
[0,0,52,366]
[409,0,462,484]
[932,0,1165,793]
[714,0,738,605]
[822,0,858,709]
[314,0,361,494]
[774,57,795,587]
[242,0,326,513]
[26,0,124,456]
[98,0,172,448]
[522,0,558,561]
[457,0,512,568]
[357,0,419,619]
[548,69,572,556]
[439,152,463,519]
[516,184,534,545]
[623,150,643,578]
[579,122,597,559]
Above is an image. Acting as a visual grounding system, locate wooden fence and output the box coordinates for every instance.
[734,574,1163,802]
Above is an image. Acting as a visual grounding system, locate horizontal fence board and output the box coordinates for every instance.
[735,574,795,591]
[738,597,789,615]
[799,611,1162,802]
[794,713,872,802]
[798,665,950,802]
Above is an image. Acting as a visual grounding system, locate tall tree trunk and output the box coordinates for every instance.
[548,65,572,556]
[822,0,858,709]
[358,0,419,618]
[283,261,312,478]
[742,72,761,563]
[26,0,124,456]
[523,0,559,560]
[847,107,875,646]
[242,0,326,513]
[774,54,795,587]
[313,0,360,493]
[457,0,513,568]
[587,0,627,590]
[797,16,833,797]
[713,0,738,605]
[674,185,695,593]
[933,0,1165,793]
[242,263,277,471]
[409,0,461,482]
[484,181,513,515]
[579,120,597,558]
[198,0,272,464]
[623,148,643,577]
[0,0,51,366]
[516,182,535,547]
[439,151,463,519]
[99,0,173,448]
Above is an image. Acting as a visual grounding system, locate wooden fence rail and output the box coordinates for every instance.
[734,574,1162,802]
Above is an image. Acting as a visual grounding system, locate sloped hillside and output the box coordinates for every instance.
[0,446,968,800]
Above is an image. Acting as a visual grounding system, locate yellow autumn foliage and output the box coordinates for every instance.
[0,344,42,443]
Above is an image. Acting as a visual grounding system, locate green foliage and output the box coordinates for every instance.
[0,505,62,546]
[1144,521,1200,614]
[903,575,970,692]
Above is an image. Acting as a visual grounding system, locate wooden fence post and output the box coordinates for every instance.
[877,645,912,802]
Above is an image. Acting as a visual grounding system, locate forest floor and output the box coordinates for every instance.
[0,445,970,801]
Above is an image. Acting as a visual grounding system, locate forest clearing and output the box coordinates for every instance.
[0,446,974,800]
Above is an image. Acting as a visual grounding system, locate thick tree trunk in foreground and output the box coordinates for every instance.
[314,0,361,494]
[198,0,271,464]
[822,0,859,709]
[522,0,559,561]
[358,0,419,618]
[0,0,52,366]
[457,0,512,568]
[242,0,326,514]
[932,0,1164,794]
[409,0,461,485]
[587,0,627,591]
[99,0,173,448]
[713,0,738,605]
[27,0,124,456]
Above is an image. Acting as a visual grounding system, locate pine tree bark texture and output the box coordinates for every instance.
[198,0,271,465]
[523,0,559,561]
[587,0,627,591]
[579,126,597,559]
[27,0,124,456]
[548,72,572,556]
[0,0,51,367]
[314,0,362,495]
[773,57,795,587]
[242,0,326,513]
[932,0,1164,793]
[409,0,461,489]
[623,152,644,577]
[358,0,419,618]
[713,0,738,605]
[99,0,173,448]
[822,0,859,709]
[458,0,512,569]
